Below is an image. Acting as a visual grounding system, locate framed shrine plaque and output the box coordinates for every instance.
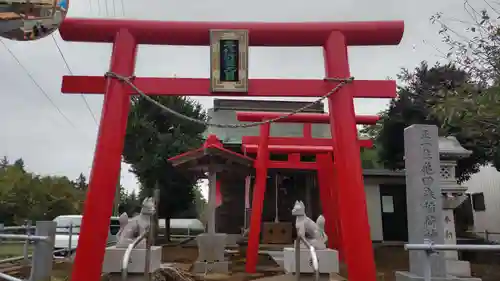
[210,29,249,93]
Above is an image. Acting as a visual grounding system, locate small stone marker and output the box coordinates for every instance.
[404,124,446,277]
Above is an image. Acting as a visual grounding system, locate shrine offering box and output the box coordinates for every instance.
[261,222,293,244]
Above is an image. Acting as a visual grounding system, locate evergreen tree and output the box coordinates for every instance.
[123,96,207,240]
[75,173,88,190]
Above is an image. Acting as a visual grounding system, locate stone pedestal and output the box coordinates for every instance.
[285,273,344,281]
[283,248,339,274]
[102,246,162,273]
[192,233,229,274]
[395,271,481,281]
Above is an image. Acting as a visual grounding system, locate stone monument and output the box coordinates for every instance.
[191,169,229,274]
[438,136,473,277]
[283,201,339,280]
[102,197,162,279]
[395,125,480,281]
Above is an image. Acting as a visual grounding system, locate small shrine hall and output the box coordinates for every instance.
[203,98,408,244]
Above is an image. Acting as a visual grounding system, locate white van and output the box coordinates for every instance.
[52,215,121,258]
[158,218,205,236]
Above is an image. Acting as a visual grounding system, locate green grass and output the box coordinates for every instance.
[0,243,34,259]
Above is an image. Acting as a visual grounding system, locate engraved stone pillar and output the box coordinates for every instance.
[396,124,447,280]
[396,131,481,281]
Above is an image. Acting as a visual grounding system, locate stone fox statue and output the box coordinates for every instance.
[291,200,327,250]
[116,197,155,248]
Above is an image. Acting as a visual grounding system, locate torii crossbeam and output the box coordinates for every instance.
[59,18,403,281]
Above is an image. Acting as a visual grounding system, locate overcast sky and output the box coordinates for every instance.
[0,0,492,199]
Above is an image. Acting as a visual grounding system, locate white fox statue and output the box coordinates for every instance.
[291,200,328,250]
[116,197,155,248]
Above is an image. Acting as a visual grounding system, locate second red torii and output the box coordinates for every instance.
[236,110,379,271]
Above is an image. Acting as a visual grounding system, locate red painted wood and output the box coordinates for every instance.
[267,161,317,170]
[242,143,372,153]
[328,156,343,260]
[316,154,336,249]
[324,32,377,281]
[60,18,404,46]
[245,123,270,273]
[216,180,222,207]
[303,124,312,138]
[242,136,373,148]
[61,76,396,99]
[237,111,380,124]
[70,30,137,281]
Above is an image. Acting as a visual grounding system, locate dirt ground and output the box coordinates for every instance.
[146,244,500,281]
[8,244,500,281]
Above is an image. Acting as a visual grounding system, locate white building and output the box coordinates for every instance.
[463,165,500,242]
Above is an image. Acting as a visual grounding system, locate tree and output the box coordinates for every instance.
[193,184,207,219]
[427,2,500,168]
[359,147,383,169]
[0,156,8,168]
[0,158,85,225]
[431,2,500,84]
[13,158,25,173]
[123,96,207,240]
[118,187,141,216]
[363,62,493,182]
[75,173,88,190]
[175,184,207,219]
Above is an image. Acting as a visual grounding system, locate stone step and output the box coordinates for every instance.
[252,273,347,281]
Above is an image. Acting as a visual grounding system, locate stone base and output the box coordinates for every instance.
[225,234,242,247]
[395,271,481,281]
[192,261,229,274]
[196,233,227,262]
[283,248,339,274]
[102,246,162,273]
[106,273,151,281]
[446,259,471,277]
[267,250,285,269]
[288,273,332,281]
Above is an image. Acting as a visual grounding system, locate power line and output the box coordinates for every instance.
[120,0,125,16]
[88,0,93,14]
[0,39,76,128]
[51,34,99,126]
[104,0,109,16]
[96,0,101,16]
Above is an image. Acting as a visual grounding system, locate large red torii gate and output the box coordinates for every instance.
[59,18,403,281]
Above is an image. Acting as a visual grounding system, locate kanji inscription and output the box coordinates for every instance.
[404,124,446,277]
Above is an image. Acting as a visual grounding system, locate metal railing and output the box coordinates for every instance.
[0,221,56,281]
[467,230,500,242]
[405,240,500,281]
[294,236,319,281]
[0,222,78,265]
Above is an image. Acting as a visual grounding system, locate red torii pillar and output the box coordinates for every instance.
[59,18,403,281]
[237,111,379,266]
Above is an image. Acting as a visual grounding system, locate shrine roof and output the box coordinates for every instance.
[168,135,254,174]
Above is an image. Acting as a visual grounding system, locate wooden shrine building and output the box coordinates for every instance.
[207,99,409,243]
